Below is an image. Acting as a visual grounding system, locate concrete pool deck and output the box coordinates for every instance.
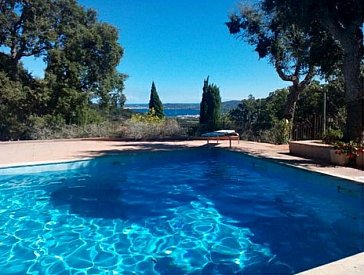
[0,138,363,274]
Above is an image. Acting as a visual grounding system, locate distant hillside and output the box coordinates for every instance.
[221,100,240,113]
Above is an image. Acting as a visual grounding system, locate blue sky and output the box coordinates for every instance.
[24,0,289,103]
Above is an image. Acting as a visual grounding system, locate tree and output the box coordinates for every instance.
[0,0,124,124]
[0,0,126,138]
[0,52,51,139]
[105,72,127,110]
[260,88,289,127]
[0,0,57,80]
[229,94,259,131]
[199,77,221,131]
[43,3,123,122]
[294,80,346,131]
[226,5,338,124]
[261,0,363,141]
[148,82,164,118]
[199,76,209,124]
[230,89,288,133]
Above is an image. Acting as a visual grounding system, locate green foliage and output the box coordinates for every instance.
[228,89,288,140]
[261,0,363,141]
[294,80,346,132]
[293,82,323,120]
[75,106,104,126]
[148,82,164,118]
[332,141,359,159]
[199,77,209,124]
[258,89,288,129]
[27,117,120,140]
[130,109,164,124]
[228,79,348,143]
[226,3,344,122]
[199,77,221,131]
[271,119,291,144]
[122,119,185,140]
[0,0,56,79]
[322,128,343,144]
[0,0,126,140]
[125,108,185,140]
[44,3,124,118]
[0,70,34,140]
[229,94,259,130]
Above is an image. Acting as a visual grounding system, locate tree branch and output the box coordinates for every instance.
[274,59,295,82]
[294,60,301,79]
[300,65,316,88]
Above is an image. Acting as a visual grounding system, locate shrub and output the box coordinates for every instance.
[257,130,275,143]
[271,119,291,144]
[322,128,343,144]
[121,118,185,140]
[130,109,164,124]
[26,115,121,140]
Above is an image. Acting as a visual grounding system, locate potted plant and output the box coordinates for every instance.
[330,141,357,166]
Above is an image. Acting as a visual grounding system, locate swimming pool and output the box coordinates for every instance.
[0,148,362,274]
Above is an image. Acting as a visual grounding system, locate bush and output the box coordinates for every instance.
[130,109,164,124]
[256,130,275,143]
[271,119,291,144]
[121,118,185,140]
[26,115,121,140]
[322,128,343,144]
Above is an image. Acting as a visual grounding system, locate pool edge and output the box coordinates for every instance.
[296,252,364,275]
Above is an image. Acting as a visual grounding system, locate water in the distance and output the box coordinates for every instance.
[0,148,362,274]
[125,103,200,118]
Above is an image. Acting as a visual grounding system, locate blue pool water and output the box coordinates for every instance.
[0,148,363,274]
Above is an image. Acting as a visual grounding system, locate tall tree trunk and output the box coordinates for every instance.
[284,85,303,122]
[8,57,20,81]
[346,98,364,141]
[8,38,21,81]
[284,85,306,140]
[340,30,363,142]
[321,18,363,141]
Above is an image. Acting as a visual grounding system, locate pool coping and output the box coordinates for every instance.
[297,252,364,275]
[231,149,364,185]
[0,158,93,169]
[0,139,363,273]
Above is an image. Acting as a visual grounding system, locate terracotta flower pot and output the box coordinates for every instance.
[329,149,349,166]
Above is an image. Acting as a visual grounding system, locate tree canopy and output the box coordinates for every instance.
[0,0,56,79]
[226,3,341,123]
[0,0,126,140]
[236,0,363,141]
[229,82,346,142]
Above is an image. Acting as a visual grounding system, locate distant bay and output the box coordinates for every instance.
[124,101,240,118]
[125,103,200,118]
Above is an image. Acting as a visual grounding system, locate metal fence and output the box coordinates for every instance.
[292,115,324,140]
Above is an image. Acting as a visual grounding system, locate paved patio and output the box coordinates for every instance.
[0,138,363,274]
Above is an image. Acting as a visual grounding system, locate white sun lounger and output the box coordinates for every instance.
[202,130,239,148]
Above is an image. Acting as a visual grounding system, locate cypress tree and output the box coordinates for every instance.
[199,77,209,124]
[148,82,164,118]
[199,77,221,130]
